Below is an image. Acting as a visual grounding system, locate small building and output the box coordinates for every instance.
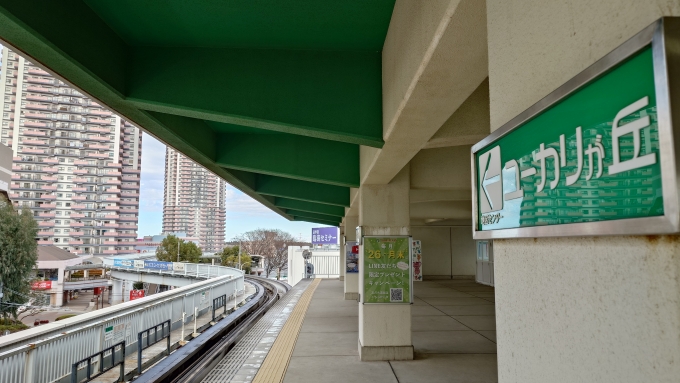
[135,232,200,253]
[32,246,108,307]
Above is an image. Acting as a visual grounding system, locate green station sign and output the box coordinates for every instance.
[362,237,411,304]
[472,19,680,238]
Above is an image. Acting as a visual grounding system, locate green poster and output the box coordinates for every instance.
[362,237,411,304]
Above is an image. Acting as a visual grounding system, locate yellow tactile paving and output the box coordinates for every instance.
[252,278,321,383]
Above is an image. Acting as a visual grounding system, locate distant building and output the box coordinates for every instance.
[0,47,143,255]
[135,232,200,253]
[162,148,226,252]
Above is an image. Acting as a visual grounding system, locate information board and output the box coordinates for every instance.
[472,20,680,238]
[346,241,358,273]
[362,236,411,304]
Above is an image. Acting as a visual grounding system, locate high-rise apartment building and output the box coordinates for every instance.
[163,148,226,253]
[0,46,143,255]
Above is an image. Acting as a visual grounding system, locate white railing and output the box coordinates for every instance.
[309,255,340,278]
[0,263,243,383]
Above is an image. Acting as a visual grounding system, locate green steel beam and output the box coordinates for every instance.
[285,209,343,222]
[275,198,345,217]
[216,133,359,187]
[255,175,350,207]
[127,46,383,148]
[292,216,340,226]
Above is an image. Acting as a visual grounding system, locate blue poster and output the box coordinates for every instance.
[312,227,339,245]
[113,259,134,268]
[144,260,172,270]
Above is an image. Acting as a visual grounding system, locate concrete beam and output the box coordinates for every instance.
[362,0,488,185]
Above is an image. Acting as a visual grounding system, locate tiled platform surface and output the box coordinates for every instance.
[283,279,497,383]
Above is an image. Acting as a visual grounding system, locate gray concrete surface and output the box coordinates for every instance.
[283,279,497,383]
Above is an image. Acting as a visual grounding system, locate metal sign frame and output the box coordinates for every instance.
[471,17,680,239]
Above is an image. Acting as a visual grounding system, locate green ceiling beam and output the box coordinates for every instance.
[146,111,217,161]
[275,198,345,217]
[286,209,342,222]
[126,46,383,147]
[255,175,350,207]
[292,216,340,227]
[216,133,359,187]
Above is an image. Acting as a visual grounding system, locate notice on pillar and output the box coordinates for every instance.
[346,241,358,273]
[412,240,422,281]
[362,236,411,304]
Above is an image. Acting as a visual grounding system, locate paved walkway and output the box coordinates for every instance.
[282,279,497,383]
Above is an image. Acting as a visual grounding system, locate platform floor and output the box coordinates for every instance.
[281,279,497,383]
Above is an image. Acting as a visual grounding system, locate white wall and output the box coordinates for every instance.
[411,226,476,278]
[487,2,680,382]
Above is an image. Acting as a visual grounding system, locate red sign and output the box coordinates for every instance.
[351,245,359,254]
[31,281,52,290]
[93,287,103,295]
[129,290,145,301]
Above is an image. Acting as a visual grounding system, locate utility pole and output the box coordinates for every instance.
[238,240,242,271]
[177,239,180,262]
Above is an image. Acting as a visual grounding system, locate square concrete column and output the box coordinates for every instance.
[339,225,345,281]
[358,165,412,361]
[344,214,359,300]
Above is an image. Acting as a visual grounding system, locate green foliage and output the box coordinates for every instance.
[0,203,39,319]
[155,235,202,263]
[218,246,252,273]
[55,314,76,321]
[0,318,29,333]
[132,282,144,290]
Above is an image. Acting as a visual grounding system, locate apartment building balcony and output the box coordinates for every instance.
[105,188,122,194]
[26,94,49,101]
[119,201,139,207]
[70,222,85,228]
[105,197,120,202]
[121,192,139,197]
[27,67,49,76]
[8,193,19,199]
[87,117,112,125]
[86,153,109,159]
[37,240,52,245]
[85,143,109,150]
[119,225,138,230]
[121,175,140,182]
[24,102,52,111]
[43,158,58,164]
[40,194,56,200]
[70,213,85,218]
[104,205,120,211]
[90,110,112,117]
[69,231,85,236]
[121,168,141,175]
[104,223,119,228]
[37,230,54,236]
[72,187,87,192]
[104,214,120,220]
[106,170,122,176]
[38,212,55,218]
[42,166,58,173]
[72,160,88,166]
[23,111,49,119]
[71,195,87,201]
[86,126,112,134]
[36,203,56,209]
[107,179,122,185]
[68,240,84,245]
[71,204,86,209]
[21,148,46,154]
[41,185,57,191]
[103,240,118,245]
[118,215,136,221]
[103,231,118,236]
[117,232,137,238]
[72,177,88,183]
[105,162,121,168]
[103,249,117,254]
[38,221,54,227]
[23,130,46,137]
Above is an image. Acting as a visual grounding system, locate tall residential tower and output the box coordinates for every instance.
[0,47,142,255]
[163,148,226,253]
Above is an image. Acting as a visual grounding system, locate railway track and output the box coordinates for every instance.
[133,277,292,383]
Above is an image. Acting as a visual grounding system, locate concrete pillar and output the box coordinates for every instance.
[111,279,124,305]
[487,2,680,382]
[343,215,359,300]
[339,225,345,281]
[358,165,412,361]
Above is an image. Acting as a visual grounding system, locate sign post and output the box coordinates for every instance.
[361,236,412,304]
[471,18,680,239]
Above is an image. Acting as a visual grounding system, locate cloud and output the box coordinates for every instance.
[225,185,271,217]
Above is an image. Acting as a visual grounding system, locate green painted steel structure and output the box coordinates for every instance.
[0,0,398,226]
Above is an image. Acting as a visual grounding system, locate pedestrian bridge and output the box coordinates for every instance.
[0,263,244,383]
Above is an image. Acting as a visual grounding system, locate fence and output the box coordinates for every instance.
[0,264,243,383]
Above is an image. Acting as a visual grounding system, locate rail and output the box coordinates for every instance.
[0,263,243,383]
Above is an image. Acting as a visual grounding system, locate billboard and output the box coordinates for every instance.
[130,290,145,301]
[311,227,338,245]
[31,281,52,290]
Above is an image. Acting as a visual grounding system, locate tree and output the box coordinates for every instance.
[155,235,202,263]
[218,245,253,273]
[235,229,307,280]
[0,201,39,319]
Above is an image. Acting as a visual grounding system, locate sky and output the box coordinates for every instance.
[138,133,323,243]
